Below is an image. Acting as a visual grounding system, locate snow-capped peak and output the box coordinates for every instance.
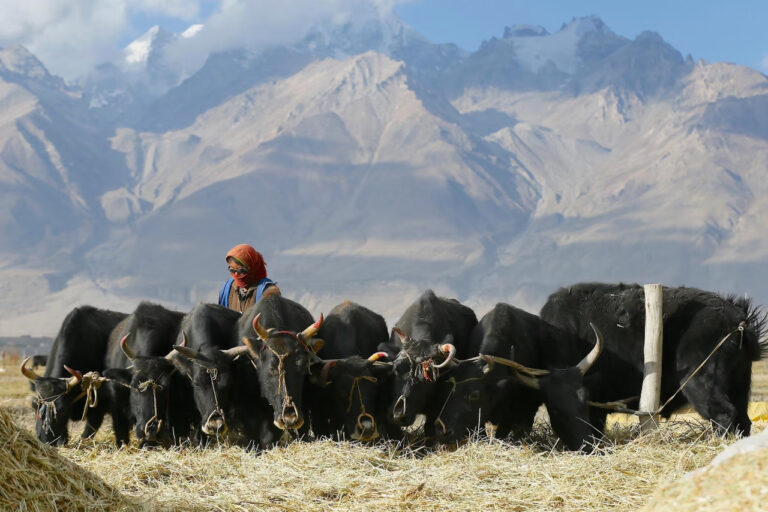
[181,24,204,39]
[502,15,613,74]
[124,25,164,65]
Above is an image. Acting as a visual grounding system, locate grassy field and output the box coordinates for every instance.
[2,355,768,511]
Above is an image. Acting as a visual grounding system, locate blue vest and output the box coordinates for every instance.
[218,277,275,308]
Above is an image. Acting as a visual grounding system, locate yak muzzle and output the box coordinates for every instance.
[275,405,304,430]
[202,411,228,436]
[351,414,379,442]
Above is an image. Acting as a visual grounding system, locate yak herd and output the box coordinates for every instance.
[21,282,767,452]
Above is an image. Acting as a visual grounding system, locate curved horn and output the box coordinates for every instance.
[242,336,259,358]
[221,346,251,357]
[514,371,541,390]
[576,322,604,375]
[173,345,205,361]
[321,360,337,385]
[120,333,135,361]
[63,365,83,390]
[252,313,270,340]
[392,327,408,344]
[20,356,40,381]
[301,313,323,340]
[367,351,389,362]
[165,332,185,360]
[433,343,456,369]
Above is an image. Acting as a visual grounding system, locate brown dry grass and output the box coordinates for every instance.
[1,355,767,511]
[0,407,136,512]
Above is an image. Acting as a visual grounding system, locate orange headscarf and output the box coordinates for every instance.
[225,244,267,288]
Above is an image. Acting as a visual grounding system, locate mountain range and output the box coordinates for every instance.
[1,14,768,336]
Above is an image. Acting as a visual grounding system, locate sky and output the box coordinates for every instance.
[0,0,766,80]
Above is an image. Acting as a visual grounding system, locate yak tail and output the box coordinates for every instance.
[727,295,768,361]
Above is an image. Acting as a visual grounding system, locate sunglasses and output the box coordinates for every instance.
[227,267,248,276]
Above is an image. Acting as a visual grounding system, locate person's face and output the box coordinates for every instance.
[227,257,247,276]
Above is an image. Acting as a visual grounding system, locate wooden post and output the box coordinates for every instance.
[639,284,663,431]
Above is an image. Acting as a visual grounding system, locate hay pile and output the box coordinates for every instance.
[643,443,768,511]
[643,446,768,511]
[60,423,730,512]
[0,407,135,512]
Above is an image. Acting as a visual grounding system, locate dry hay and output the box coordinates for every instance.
[54,421,736,512]
[642,445,768,512]
[0,407,135,512]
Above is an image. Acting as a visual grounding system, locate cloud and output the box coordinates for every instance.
[162,0,413,80]
[0,0,413,81]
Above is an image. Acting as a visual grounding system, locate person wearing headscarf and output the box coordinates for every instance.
[218,244,280,312]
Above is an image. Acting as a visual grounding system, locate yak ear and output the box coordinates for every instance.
[308,360,336,387]
[308,337,325,353]
[103,368,132,387]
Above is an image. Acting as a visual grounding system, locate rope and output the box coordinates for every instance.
[346,375,378,432]
[649,322,745,417]
[204,367,225,433]
[138,379,164,438]
[588,323,746,416]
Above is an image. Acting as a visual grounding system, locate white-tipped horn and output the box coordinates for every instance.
[433,343,456,369]
[20,356,40,381]
[576,322,604,375]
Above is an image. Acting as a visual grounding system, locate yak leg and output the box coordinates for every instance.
[680,373,738,435]
[80,406,106,439]
[111,410,132,447]
[727,358,753,436]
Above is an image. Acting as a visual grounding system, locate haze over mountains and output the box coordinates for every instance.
[1,14,768,335]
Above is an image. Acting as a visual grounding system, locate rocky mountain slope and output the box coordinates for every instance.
[1,15,767,335]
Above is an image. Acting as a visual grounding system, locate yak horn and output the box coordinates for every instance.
[433,343,456,369]
[252,313,270,340]
[222,346,251,357]
[120,333,135,360]
[480,354,550,377]
[242,336,259,358]
[165,332,185,359]
[173,345,205,361]
[300,313,323,340]
[367,352,388,362]
[393,327,408,344]
[514,371,541,390]
[576,322,604,375]
[321,360,337,385]
[20,356,40,381]
[63,365,83,390]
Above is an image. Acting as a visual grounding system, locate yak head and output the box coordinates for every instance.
[21,356,82,446]
[171,335,251,438]
[388,327,457,426]
[243,313,324,431]
[309,352,393,441]
[104,335,188,447]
